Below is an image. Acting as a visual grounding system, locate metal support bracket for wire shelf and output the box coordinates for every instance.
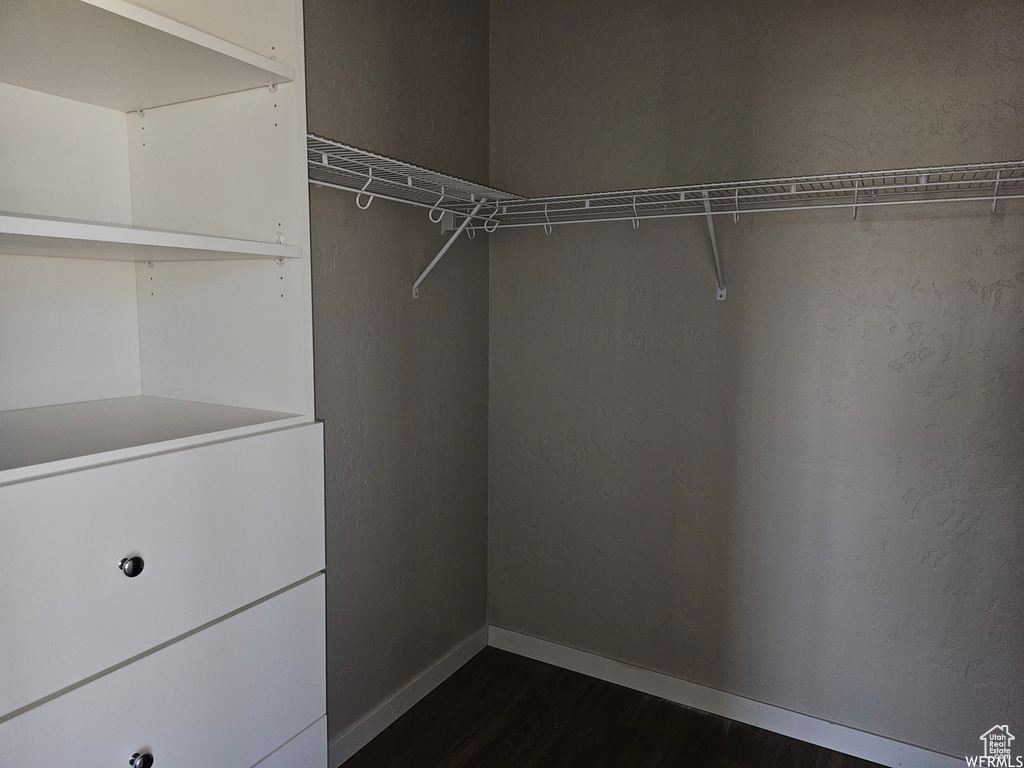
[413,200,486,298]
[702,191,727,301]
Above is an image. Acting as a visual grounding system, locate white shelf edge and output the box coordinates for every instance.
[84,0,295,83]
[0,414,310,487]
[0,213,301,262]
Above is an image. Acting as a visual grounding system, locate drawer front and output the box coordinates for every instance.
[0,576,326,768]
[0,422,324,718]
[253,717,327,768]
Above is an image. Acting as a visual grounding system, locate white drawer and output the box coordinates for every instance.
[253,717,327,768]
[0,575,326,768]
[0,422,324,718]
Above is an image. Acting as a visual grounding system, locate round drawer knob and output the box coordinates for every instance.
[118,556,145,578]
[129,753,154,767]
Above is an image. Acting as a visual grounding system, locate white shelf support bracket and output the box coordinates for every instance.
[852,178,860,219]
[412,199,486,298]
[702,191,727,301]
[992,170,1001,213]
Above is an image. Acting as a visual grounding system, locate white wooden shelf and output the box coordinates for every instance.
[0,213,300,262]
[0,0,294,112]
[0,396,306,485]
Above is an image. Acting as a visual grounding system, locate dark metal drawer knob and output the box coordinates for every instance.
[129,752,153,767]
[118,556,145,578]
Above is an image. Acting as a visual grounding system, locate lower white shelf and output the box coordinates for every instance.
[0,395,306,485]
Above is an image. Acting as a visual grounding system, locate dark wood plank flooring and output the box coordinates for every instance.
[344,647,883,768]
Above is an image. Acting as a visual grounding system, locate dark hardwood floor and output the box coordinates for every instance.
[344,647,883,768]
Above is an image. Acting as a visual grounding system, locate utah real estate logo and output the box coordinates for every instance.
[967,726,1022,767]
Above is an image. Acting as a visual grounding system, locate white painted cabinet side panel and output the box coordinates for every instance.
[130,0,298,66]
[0,254,141,411]
[253,717,328,768]
[0,82,132,224]
[0,423,325,718]
[0,576,326,768]
[135,258,309,414]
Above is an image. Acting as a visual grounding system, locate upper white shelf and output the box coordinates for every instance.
[308,134,524,224]
[0,212,300,262]
[490,161,1024,230]
[0,0,294,111]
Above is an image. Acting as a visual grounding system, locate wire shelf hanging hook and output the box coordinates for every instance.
[543,203,552,235]
[484,200,501,233]
[355,168,375,210]
[631,196,640,230]
[428,186,447,224]
[734,189,740,223]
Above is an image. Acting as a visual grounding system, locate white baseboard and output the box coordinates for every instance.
[488,626,962,768]
[328,626,488,767]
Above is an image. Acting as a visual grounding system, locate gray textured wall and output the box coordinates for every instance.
[305,0,489,742]
[488,0,1024,757]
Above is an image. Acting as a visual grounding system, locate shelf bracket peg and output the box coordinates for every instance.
[267,82,278,93]
[702,191,727,301]
[412,198,486,298]
[143,260,154,268]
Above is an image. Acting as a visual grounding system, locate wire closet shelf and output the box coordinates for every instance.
[486,161,1024,231]
[307,136,1024,299]
[308,134,524,225]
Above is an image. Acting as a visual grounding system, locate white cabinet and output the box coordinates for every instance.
[0,423,324,718]
[0,0,325,764]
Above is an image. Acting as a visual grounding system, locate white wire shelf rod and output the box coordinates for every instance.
[471,192,1024,230]
[308,158,503,209]
[497,178,1024,220]
[308,178,505,224]
[499,174,1023,218]
[307,134,521,202]
[496,193,999,225]
[511,161,1024,204]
